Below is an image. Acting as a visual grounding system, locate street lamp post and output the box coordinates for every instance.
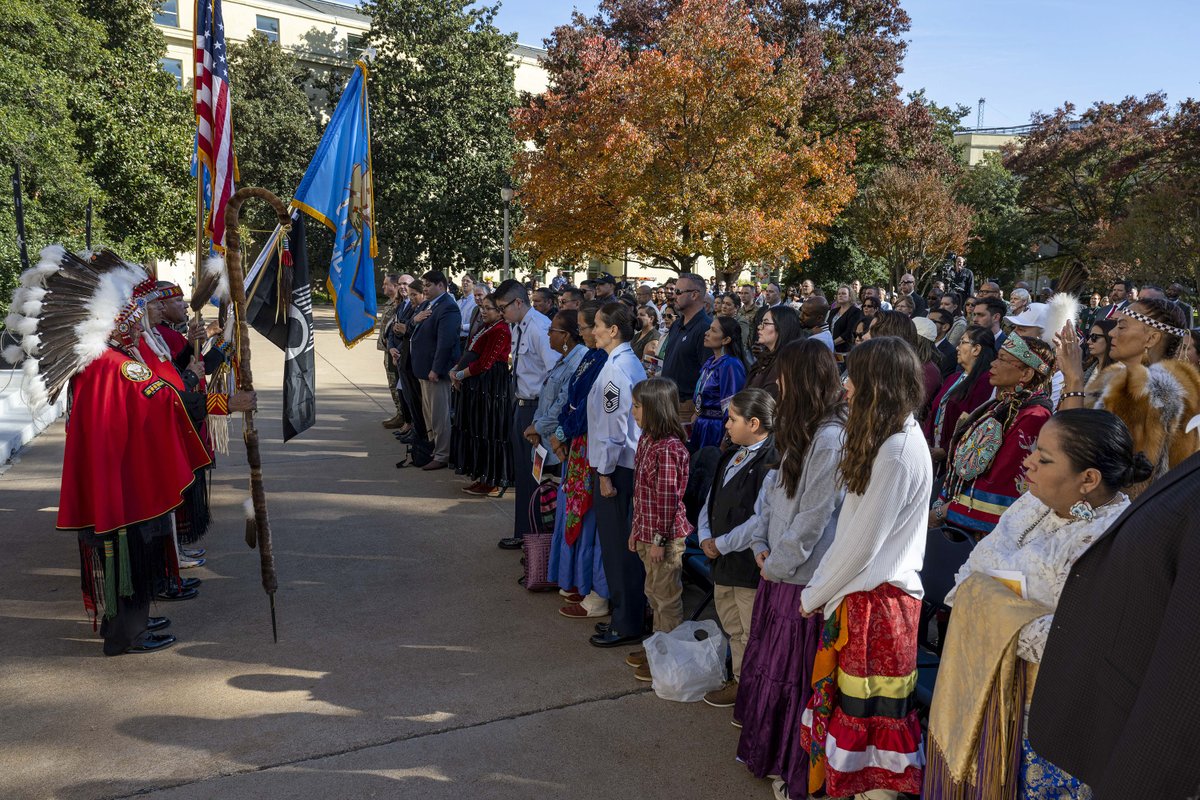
[500,180,514,282]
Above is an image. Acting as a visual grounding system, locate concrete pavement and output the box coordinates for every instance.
[0,308,764,800]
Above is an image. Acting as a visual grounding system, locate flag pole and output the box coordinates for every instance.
[192,1,206,360]
[194,180,206,359]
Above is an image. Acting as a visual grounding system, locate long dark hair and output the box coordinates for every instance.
[762,304,803,353]
[1049,409,1154,490]
[869,310,917,345]
[1085,318,1118,372]
[633,378,688,443]
[714,315,749,366]
[946,325,997,403]
[774,338,846,498]
[840,337,924,495]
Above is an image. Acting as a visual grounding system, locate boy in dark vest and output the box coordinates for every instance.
[697,388,777,709]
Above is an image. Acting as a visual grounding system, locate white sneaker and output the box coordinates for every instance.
[771,779,791,800]
[179,557,206,569]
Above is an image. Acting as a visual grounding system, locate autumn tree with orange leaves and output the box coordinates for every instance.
[513,0,857,274]
[851,165,973,286]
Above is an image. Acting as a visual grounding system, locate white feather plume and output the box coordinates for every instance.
[20,245,66,287]
[1043,293,1081,346]
[20,333,41,355]
[204,256,230,303]
[243,498,255,520]
[2,345,23,365]
[12,287,47,318]
[72,264,145,366]
[10,315,38,335]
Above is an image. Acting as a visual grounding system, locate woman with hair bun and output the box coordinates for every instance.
[1057,297,1200,497]
[925,409,1149,799]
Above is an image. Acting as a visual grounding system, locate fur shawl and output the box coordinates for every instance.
[1086,360,1200,496]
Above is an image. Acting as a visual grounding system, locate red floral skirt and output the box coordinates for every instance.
[800,582,924,796]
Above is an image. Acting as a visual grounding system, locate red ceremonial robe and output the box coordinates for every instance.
[57,348,211,534]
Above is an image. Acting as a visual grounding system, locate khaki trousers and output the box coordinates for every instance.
[636,539,686,633]
[714,583,757,680]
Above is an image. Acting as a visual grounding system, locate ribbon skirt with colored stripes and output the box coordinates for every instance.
[801,582,925,796]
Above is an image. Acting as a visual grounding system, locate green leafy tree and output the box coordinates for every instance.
[364,0,520,276]
[955,154,1037,287]
[72,0,193,261]
[0,0,105,311]
[228,33,325,261]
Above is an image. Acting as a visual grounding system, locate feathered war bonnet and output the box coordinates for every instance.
[3,245,164,408]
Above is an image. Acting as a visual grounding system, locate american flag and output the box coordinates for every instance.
[194,0,238,250]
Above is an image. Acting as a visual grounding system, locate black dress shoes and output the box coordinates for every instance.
[155,586,199,602]
[589,630,645,648]
[180,577,201,590]
[123,633,176,654]
[147,617,171,632]
[497,537,523,550]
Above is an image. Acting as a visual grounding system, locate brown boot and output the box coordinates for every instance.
[703,679,738,708]
[382,414,404,429]
[634,662,652,682]
[625,648,647,668]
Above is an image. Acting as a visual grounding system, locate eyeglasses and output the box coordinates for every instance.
[496,298,519,313]
[757,320,776,328]
[549,328,569,335]
[1087,333,1106,342]
[901,279,914,285]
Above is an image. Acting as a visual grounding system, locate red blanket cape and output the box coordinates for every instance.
[57,349,212,534]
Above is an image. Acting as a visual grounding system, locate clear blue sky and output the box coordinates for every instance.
[493,0,1200,125]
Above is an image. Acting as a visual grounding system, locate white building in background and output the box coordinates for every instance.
[151,0,554,286]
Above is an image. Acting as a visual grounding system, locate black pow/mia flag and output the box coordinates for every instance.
[245,212,316,442]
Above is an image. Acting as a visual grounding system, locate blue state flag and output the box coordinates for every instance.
[291,60,377,346]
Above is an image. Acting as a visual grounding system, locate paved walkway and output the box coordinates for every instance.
[0,309,763,800]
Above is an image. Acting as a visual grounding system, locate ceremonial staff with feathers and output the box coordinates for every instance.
[192,186,292,642]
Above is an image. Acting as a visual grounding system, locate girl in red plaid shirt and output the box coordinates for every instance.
[629,378,694,645]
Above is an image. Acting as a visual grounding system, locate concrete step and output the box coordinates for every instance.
[0,370,64,464]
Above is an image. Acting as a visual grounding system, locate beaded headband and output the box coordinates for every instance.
[109,281,174,350]
[1001,333,1051,376]
[1121,308,1186,339]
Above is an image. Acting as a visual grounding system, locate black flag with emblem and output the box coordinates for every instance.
[245,211,316,441]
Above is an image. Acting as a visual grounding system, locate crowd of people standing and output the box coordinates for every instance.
[381,263,1200,800]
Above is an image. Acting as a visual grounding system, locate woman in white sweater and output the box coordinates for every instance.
[799,336,933,800]
[724,339,847,800]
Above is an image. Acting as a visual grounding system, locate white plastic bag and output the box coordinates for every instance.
[643,619,728,702]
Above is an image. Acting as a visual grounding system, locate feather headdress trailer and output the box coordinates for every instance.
[3,245,150,409]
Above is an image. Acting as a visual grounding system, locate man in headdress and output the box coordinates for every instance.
[3,247,253,655]
[139,281,241,572]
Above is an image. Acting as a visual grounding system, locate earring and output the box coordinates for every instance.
[1069,499,1095,522]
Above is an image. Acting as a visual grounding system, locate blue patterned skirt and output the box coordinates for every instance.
[547,484,608,598]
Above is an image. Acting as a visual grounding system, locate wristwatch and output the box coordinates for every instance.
[652,534,671,547]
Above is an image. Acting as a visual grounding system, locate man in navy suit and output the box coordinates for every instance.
[408,271,461,471]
